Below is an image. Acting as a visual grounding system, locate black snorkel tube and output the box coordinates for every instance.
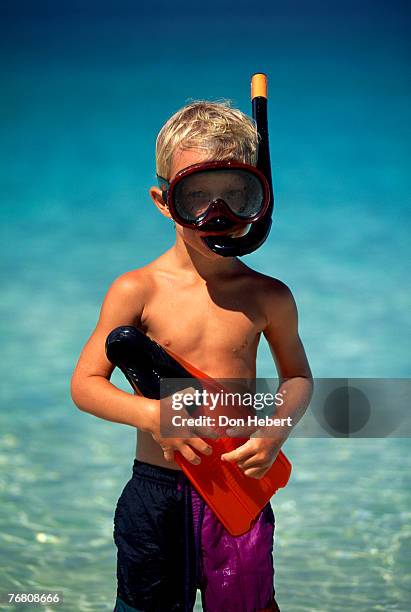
[203,73,274,257]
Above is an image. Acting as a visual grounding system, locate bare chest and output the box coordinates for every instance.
[140,284,265,378]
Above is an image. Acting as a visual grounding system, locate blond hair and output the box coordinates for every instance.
[155,100,259,179]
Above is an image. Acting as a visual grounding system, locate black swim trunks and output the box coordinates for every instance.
[113,459,198,612]
[113,459,279,612]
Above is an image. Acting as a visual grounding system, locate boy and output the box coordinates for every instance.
[71,100,312,612]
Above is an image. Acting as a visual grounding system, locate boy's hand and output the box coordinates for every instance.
[220,434,284,479]
[146,396,215,465]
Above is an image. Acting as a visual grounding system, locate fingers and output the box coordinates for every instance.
[221,439,256,463]
[220,438,277,479]
[178,436,213,465]
[162,447,175,463]
[160,436,213,466]
[221,447,269,478]
[242,466,268,479]
[237,454,265,470]
[188,437,213,456]
[178,445,202,465]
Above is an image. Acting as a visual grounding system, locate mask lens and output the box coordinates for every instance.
[173,168,265,223]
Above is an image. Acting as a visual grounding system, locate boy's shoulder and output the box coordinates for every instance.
[100,263,160,325]
[108,268,150,295]
[240,266,297,323]
[241,265,294,300]
[103,254,171,309]
[107,257,164,295]
[103,264,156,311]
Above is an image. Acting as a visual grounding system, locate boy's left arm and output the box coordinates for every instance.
[221,281,313,478]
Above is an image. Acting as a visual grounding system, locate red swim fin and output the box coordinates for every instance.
[165,346,292,535]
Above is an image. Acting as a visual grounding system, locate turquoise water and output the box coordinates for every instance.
[1,2,410,610]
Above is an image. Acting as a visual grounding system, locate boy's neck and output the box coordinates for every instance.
[169,236,245,281]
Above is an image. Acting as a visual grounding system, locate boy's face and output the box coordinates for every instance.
[150,148,250,258]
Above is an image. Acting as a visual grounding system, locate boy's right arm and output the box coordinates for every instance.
[70,272,155,431]
[70,272,213,465]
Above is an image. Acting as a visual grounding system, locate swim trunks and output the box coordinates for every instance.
[113,459,280,612]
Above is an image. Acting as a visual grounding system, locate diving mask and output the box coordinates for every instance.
[157,160,270,233]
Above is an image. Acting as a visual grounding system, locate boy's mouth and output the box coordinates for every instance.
[196,215,251,238]
[199,223,250,238]
[221,224,252,238]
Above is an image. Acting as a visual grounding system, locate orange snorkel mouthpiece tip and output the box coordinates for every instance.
[251,73,268,100]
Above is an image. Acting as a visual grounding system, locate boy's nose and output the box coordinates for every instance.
[203,199,232,220]
[201,215,234,231]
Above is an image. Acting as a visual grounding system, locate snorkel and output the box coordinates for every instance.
[203,72,274,257]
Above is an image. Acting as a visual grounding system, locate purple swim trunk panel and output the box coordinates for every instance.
[190,486,280,612]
